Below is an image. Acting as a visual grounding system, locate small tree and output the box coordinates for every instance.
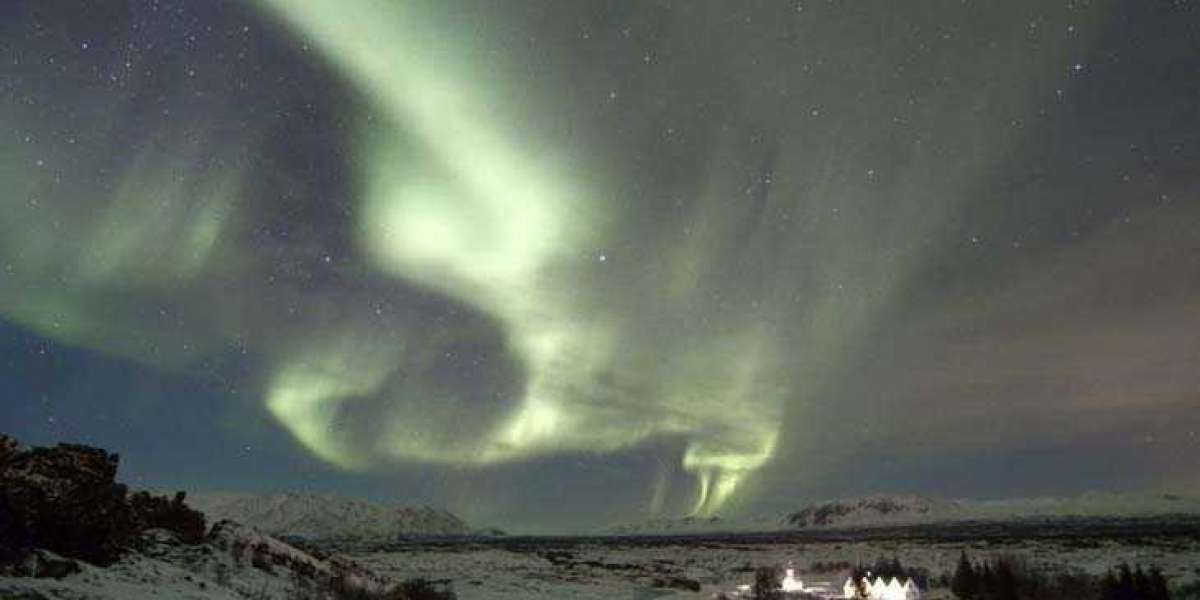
[1099,569,1121,600]
[951,551,978,599]
[1117,564,1136,600]
[1133,566,1151,600]
[993,557,1018,600]
[1147,566,1170,600]
[752,565,782,600]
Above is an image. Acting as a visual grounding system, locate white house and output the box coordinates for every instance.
[781,568,805,593]
[843,575,920,599]
[843,578,859,598]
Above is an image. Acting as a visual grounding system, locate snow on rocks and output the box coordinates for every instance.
[0,520,397,600]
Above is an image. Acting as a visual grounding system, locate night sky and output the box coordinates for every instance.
[2,1,1198,533]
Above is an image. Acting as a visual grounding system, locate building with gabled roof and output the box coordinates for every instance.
[842,575,920,599]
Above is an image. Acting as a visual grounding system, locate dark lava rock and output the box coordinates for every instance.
[0,433,205,567]
[0,436,135,566]
[129,490,206,544]
[653,576,702,592]
[10,550,83,579]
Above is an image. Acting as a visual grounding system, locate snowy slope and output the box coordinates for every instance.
[185,491,472,541]
[0,522,394,600]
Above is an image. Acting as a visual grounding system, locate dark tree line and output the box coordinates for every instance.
[1098,564,1171,600]
[951,551,1172,600]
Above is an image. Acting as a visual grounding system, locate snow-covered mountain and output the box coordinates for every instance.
[782,492,1200,529]
[185,491,472,541]
[782,494,963,528]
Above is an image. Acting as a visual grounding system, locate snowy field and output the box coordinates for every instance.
[347,530,1200,600]
[5,518,1199,599]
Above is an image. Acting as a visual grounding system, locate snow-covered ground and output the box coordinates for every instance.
[0,549,247,600]
[352,546,703,600]
[347,533,1200,600]
[0,522,394,600]
[8,490,1200,599]
[6,526,1199,599]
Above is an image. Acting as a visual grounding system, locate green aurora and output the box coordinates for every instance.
[4,1,1199,529]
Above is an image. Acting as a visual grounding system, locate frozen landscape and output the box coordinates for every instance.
[9,516,1200,599]
[5,434,1200,599]
[4,1,1200,598]
[341,513,1200,599]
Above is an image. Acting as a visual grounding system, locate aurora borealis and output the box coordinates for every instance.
[2,1,1199,531]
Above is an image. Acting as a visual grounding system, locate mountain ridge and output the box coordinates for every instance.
[608,491,1200,534]
[183,490,474,541]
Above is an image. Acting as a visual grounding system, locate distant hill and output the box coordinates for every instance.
[782,492,1200,529]
[608,515,731,535]
[184,491,473,541]
[782,494,962,528]
[609,492,1200,534]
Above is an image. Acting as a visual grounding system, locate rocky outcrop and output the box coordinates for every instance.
[0,435,19,464]
[130,490,207,544]
[0,435,453,599]
[6,550,82,579]
[2,518,424,600]
[0,435,136,566]
[208,519,394,593]
[0,434,204,567]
